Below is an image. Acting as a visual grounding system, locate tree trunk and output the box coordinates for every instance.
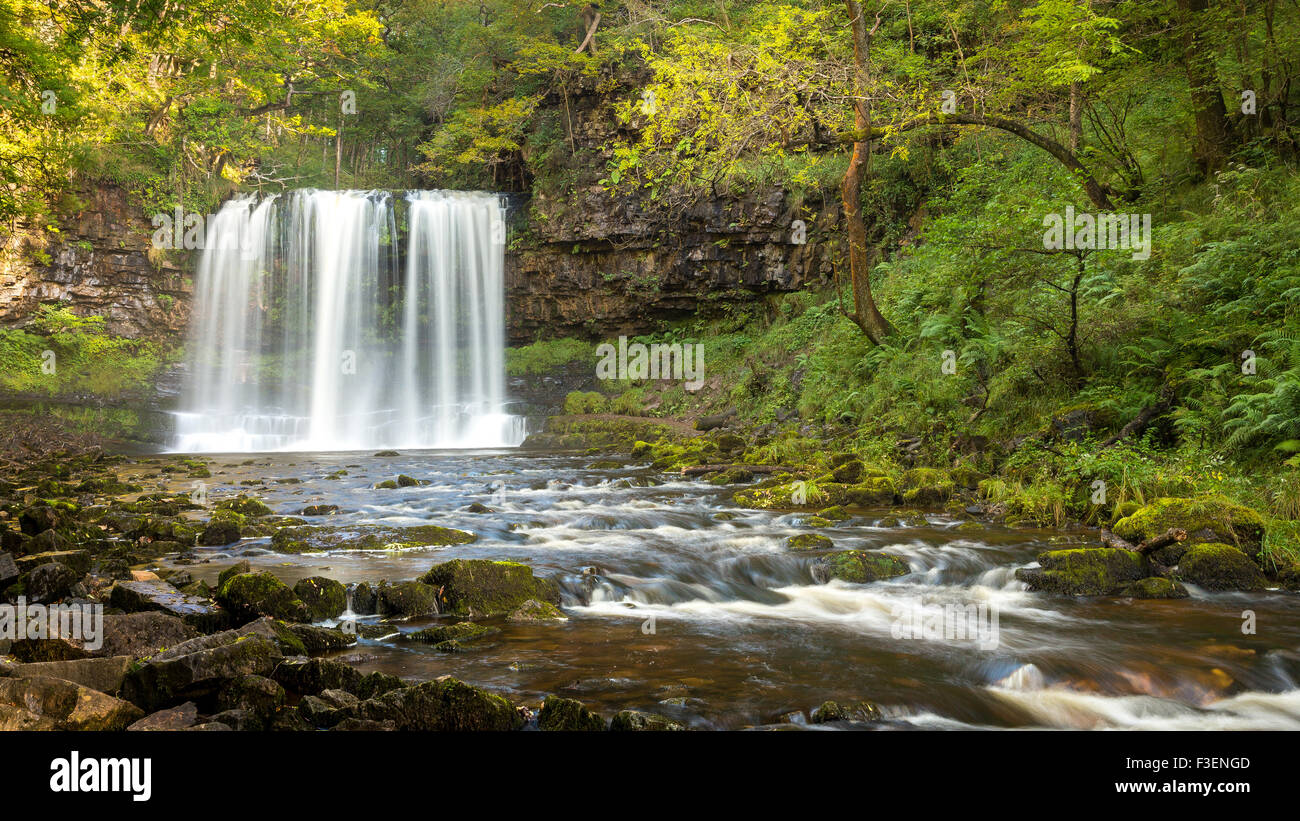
[1177,0,1232,172]
[1068,82,1083,152]
[841,0,895,344]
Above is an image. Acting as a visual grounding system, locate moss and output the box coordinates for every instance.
[293,576,348,621]
[537,695,605,731]
[216,572,311,623]
[816,506,851,522]
[1117,577,1189,599]
[844,476,897,507]
[507,598,567,622]
[374,479,399,489]
[787,533,833,550]
[215,494,272,516]
[1015,548,1148,595]
[199,510,244,546]
[407,621,500,644]
[900,468,955,506]
[814,550,910,583]
[1114,496,1266,557]
[830,460,864,483]
[376,581,440,617]
[609,710,686,731]
[805,516,833,528]
[419,558,560,617]
[1177,543,1268,591]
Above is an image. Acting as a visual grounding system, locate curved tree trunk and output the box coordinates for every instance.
[842,0,895,343]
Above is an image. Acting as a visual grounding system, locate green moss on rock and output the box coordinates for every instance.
[538,695,605,731]
[216,572,311,623]
[1114,496,1266,557]
[419,559,560,618]
[1015,548,1148,595]
[1177,543,1268,591]
[813,550,910,583]
[787,533,833,551]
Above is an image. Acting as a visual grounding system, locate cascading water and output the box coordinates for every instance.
[172,189,526,452]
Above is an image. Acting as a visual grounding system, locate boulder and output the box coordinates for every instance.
[1015,548,1148,595]
[1177,543,1268,591]
[1114,496,1266,558]
[128,702,199,731]
[406,622,500,645]
[214,674,285,717]
[4,656,132,694]
[419,559,561,618]
[349,677,523,731]
[376,581,440,617]
[1117,577,1190,599]
[537,695,605,731]
[215,571,311,623]
[0,675,143,730]
[16,548,89,575]
[787,534,833,551]
[507,599,568,623]
[23,562,80,603]
[812,551,910,584]
[120,633,283,712]
[609,710,686,731]
[110,580,230,632]
[900,468,955,506]
[293,576,347,621]
[273,657,363,697]
[97,612,199,659]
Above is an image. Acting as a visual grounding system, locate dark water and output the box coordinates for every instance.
[138,450,1300,730]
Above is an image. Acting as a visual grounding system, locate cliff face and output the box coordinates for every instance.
[503,73,843,345]
[0,183,190,339]
[505,184,842,344]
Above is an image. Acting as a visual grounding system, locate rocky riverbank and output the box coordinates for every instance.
[1,409,1295,732]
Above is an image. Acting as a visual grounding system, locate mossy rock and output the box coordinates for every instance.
[813,551,910,583]
[1014,548,1148,596]
[787,533,833,551]
[200,510,245,546]
[828,453,859,468]
[713,433,746,453]
[816,506,851,522]
[358,678,523,731]
[830,460,864,483]
[1114,496,1266,557]
[215,494,273,516]
[900,468,955,506]
[845,477,897,507]
[293,576,348,621]
[1177,543,1267,591]
[396,474,420,487]
[216,572,311,623]
[537,695,605,731]
[419,559,560,618]
[374,480,399,489]
[507,599,567,623]
[610,710,686,731]
[708,466,754,485]
[949,465,987,489]
[270,523,476,554]
[406,621,500,644]
[376,581,440,617]
[1117,577,1189,599]
[805,516,833,528]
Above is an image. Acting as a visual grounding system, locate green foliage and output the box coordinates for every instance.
[506,338,595,376]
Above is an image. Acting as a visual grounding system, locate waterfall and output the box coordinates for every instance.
[172,189,525,452]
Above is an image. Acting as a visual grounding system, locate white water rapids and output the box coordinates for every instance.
[172,189,524,452]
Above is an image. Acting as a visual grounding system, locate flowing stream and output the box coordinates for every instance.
[173,189,524,452]
[145,450,1300,730]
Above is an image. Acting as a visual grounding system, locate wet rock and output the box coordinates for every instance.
[294,576,347,621]
[8,637,92,663]
[787,533,833,551]
[24,562,80,603]
[128,702,199,731]
[507,599,568,623]
[110,580,230,632]
[1177,543,1267,591]
[844,477,897,507]
[396,474,419,487]
[333,717,396,731]
[273,657,363,697]
[0,551,18,585]
[810,700,881,723]
[16,548,90,576]
[407,622,500,644]
[97,612,199,659]
[419,558,561,618]
[120,633,282,712]
[300,504,340,516]
[831,460,864,483]
[0,675,143,730]
[199,511,244,546]
[610,710,685,731]
[349,678,522,731]
[215,674,285,717]
[538,695,605,731]
[4,656,132,694]
[19,505,63,535]
[900,468,955,506]
[1114,496,1266,558]
[812,550,910,584]
[286,623,355,654]
[214,494,272,516]
[270,708,314,732]
[1015,548,1148,596]
[210,708,263,731]
[351,582,377,615]
[216,571,311,623]
[1118,577,1190,599]
[376,581,440,617]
